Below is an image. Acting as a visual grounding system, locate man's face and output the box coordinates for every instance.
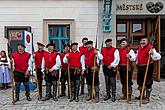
[18,45,25,53]
[71,45,78,51]
[64,46,70,53]
[140,38,148,47]
[120,41,127,48]
[83,40,88,46]
[38,45,44,52]
[87,44,93,50]
[48,46,54,53]
[105,41,112,48]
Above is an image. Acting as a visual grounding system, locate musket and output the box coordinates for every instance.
[10,57,15,104]
[33,54,41,100]
[67,63,71,99]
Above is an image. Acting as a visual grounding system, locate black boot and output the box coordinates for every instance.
[52,81,58,101]
[86,85,92,101]
[104,77,111,101]
[135,87,145,100]
[14,82,20,102]
[142,89,151,104]
[75,80,80,102]
[69,81,75,102]
[38,81,42,100]
[80,76,84,95]
[1,83,5,90]
[127,87,132,104]
[24,82,31,101]
[93,86,99,103]
[60,79,66,97]
[42,82,51,101]
[121,86,127,100]
[110,77,116,102]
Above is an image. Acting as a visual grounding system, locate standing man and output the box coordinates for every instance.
[41,44,61,101]
[12,43,32,102]
[84,41,103,103]
[79,37,88,95]
[34,42,45,100]
[60,44,70,97]
[101,39,120,102]
[136,37,161,104]
[118,38,136,104]
[63,42,85,102]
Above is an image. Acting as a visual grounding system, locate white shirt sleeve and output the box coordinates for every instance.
[129,49,136,62]
[110,49,120,68]
[28,57,33,71]
[41,57,45,72]
[63,55,68,64]
[52,55,61,70]
[96,51,103,61]
[80,55,86,71]
[151,48,161,61]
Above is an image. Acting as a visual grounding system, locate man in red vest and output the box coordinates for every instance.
[41,44,61,101]
[12,43,32,102]
[84,41,103,103]
[79,37,88,95]
[34,42,45,100]
[63,42,85,102]
[59,44,70,97]
[101,39,119,102]
[118,38,136,104]
[136,36,161,104]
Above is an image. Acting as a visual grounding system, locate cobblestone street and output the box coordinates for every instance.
[1,72,165,110]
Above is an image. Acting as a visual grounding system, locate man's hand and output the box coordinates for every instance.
[81,70,84,75]
[42,72,45,77]
[126,54,131,59]
[94,49,97,54]
[25,70,30,77]
[149,49,153,55]
[108,65,112,69]
[49,68,54,72]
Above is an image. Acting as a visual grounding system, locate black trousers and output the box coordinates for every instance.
[86,67,99,86]
[60,69,68,93]
[137,63,154,90]
[103,65,116,95]
[14,71,30,97]
[119,65,133,87]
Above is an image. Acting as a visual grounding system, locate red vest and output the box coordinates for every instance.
[137,44,153,65]
[102,47,116,66]
[79,46,87,54]
[34,51,45,68]
[60,52,68,70]
[68,51,82,68]
[12,52,31,72]
[43,51,58,69]
[119,47,132,65]
[84,48,96,67]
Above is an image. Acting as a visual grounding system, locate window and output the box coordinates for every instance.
[117,23,126,33]
[132,23,142,33]
[48,25,70,52]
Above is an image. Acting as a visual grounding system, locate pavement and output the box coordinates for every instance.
[0,72,165,110]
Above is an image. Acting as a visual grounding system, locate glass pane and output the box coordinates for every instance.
[117,24,126,32]
[133,23,142,33]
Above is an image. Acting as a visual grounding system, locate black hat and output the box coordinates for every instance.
[82,37,88,42]
[105,39,112,43]
[63,44,70,48]
[85,40,93,45]
[120,38,127,44]
[46,43,55,48]
[71,42,78,47]
[140,36,148,40]
[37,42,45,47]
[17,43,26,48]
